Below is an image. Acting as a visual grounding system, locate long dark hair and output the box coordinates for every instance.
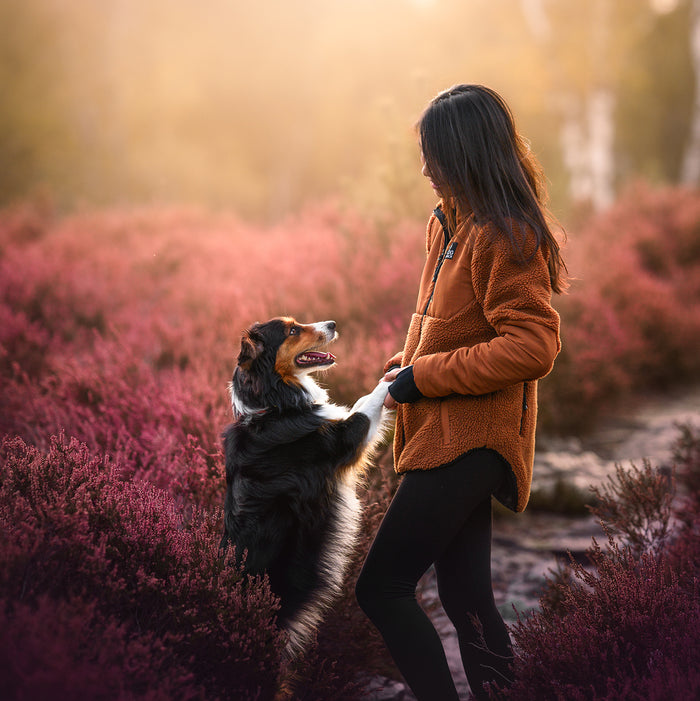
[419,84,567,294]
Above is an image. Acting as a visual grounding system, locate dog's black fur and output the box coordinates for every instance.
[220,317,389,657]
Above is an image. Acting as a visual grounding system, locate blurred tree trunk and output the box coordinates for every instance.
[559,89,615,210]
[521,0,616,210]
[682,0,700,184]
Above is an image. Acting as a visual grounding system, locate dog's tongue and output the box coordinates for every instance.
[297,351,336,365]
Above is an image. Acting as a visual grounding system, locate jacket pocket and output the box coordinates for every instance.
[519,382,528,435]
[440,400,451,446]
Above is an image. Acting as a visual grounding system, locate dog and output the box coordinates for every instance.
[220,316,390,658]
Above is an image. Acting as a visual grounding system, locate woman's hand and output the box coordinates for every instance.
[382,367,402,409]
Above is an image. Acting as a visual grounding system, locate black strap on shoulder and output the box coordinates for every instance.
[433,206,452,246]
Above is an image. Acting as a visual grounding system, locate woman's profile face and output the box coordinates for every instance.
[420,150,442,196]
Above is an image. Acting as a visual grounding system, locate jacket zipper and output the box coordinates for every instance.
[412,208,452,448]
[419,207,452,333]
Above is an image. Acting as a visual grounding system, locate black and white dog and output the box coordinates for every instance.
[220,317,390,657]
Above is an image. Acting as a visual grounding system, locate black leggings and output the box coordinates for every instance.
[355,450,513,701]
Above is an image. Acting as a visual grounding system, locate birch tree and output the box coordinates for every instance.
[682,0,700,184]
[520,0,671,210]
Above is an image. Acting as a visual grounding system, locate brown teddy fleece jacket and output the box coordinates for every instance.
[385,206,561,512]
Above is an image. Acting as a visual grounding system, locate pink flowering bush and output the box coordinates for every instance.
[540,183,700,430]
[494,426,700,700]
[2,184,700,697]
[0,200,418,698]
[670,423,700,573]
[0,596,197,701]
[0,433,285,700]
[0,201,424,500]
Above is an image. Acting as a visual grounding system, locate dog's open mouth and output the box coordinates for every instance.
[295,350,336,368]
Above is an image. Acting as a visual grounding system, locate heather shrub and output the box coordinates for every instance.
[501,543,700,701]
[673,422,700,511]
[0,200,423,698]
[0,597,200,701]
[3,185,700,440]
[0,434,285,700]
[0,437,398,700]
[588,460,674,560]
[3,186,700,697]
[540,183,700,432]
[3,336,226,508]
[670,423,700,573]
[0,200,422,455]
[0,200,424,504]
[496,428,700,700]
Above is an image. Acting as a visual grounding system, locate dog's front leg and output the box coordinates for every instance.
[351,378,389,412]
[351,380,391,444]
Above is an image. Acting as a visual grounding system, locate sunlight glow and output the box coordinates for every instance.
[649,0,679,14]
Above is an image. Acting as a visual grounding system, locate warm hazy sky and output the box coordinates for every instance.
[0,0,690,220]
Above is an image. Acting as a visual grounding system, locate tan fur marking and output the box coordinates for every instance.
[273,319,332,383]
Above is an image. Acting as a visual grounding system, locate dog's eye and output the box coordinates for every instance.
[289,326,301,336]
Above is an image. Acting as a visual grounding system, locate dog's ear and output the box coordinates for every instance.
[237,328,264,369]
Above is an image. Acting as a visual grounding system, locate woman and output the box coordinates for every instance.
[355,85,566,700]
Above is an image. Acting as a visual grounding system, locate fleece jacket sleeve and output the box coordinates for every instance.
[383,352,405,374]
[412,224,561,398]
